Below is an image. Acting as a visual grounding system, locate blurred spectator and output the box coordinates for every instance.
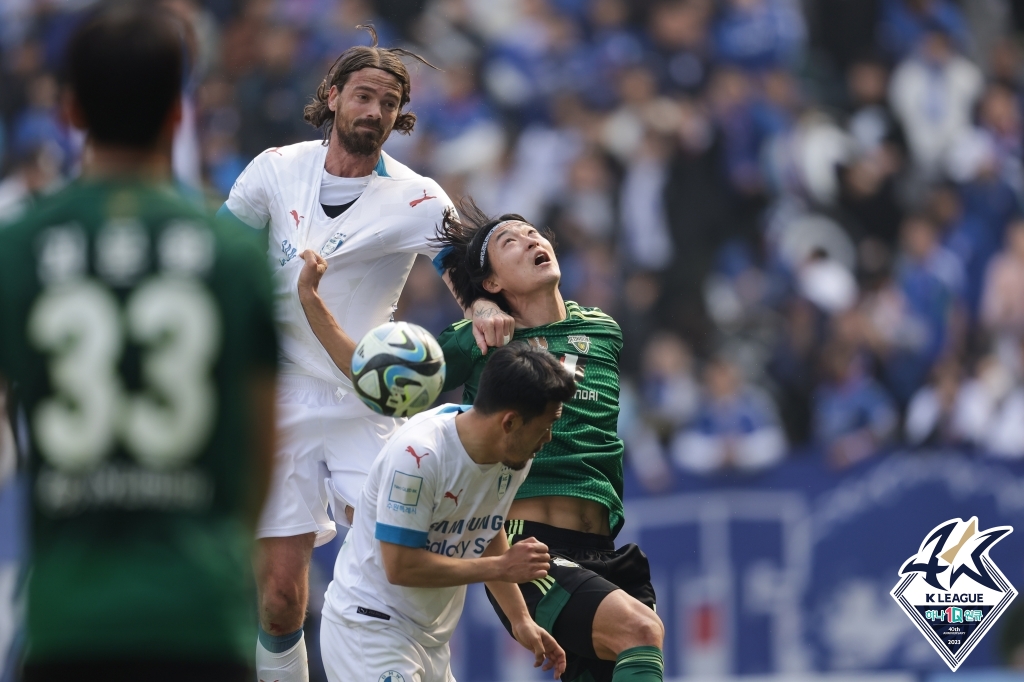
[0,137,63,223]
[712,0,806,72]
[981,219,1024,373]
[234,24,315,159]
[813,341,898,469]
[877,0,971,61]
[955,352,1024,458]
[647,0,712,95]
[889,26,983,181]
[621,332,700,491]
[904,358,966,446]
[671,355,787,474]
[875,214,965,401]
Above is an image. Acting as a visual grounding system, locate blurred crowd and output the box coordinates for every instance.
[4,0,1024,487]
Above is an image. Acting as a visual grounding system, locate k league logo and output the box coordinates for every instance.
[891,517,1016,671]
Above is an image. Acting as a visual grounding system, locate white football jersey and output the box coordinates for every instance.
[223,142,453,407]
[322,404,531,648]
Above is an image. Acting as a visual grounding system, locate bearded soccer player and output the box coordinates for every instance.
[0,8,277,681]
[216,26,513,682]
[433,201,665,682]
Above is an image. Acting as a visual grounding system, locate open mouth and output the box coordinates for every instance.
[534,252,551,266]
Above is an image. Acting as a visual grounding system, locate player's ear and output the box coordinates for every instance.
[482,276,501,295]
[328,84,340,112]
[500,411,519,434]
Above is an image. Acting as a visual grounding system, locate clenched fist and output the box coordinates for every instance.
[498,537,550,583]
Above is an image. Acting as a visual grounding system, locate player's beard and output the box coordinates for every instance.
[335,116,386,157]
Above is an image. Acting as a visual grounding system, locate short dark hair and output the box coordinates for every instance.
[303,25,436,144]
[432,197,557,312]
[65,6,184,149]
[474,342,576,422]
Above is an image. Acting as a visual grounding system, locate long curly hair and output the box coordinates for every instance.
[302,25,437,144]
[432,198,556,312]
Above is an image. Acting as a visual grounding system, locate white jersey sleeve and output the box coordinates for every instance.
[388,180,454,259]
[372,432,440,549]
[224,152,274,229]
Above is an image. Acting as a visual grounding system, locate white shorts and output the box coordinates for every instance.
[256,374,400,547]
[321,613,455,682]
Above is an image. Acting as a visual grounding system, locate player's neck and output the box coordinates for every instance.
[81,142,172,181]
[454,411,503,466]
[507,288,566,329]
[324,129,380,178]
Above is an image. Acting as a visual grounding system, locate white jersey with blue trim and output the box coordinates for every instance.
[322,404,531,647]
[221,141,454,400]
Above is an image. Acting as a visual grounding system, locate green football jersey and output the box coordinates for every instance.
[0,179,277,663]
[437,301,625,536]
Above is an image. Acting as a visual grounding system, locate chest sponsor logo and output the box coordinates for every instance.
[379,672,405,682]
[320,230,347,257]
[497,468,512,500]
[388,471,423,507]
[409,189,437,208]
[567,334,591,354]
[891,517,1016,671]
[527,337,548,351]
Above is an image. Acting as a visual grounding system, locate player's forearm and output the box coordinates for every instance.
[381,542,504,587]
[485,579,532,626]
[298,290,356,380]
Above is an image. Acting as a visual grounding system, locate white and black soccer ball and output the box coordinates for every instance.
[351,321,446,417]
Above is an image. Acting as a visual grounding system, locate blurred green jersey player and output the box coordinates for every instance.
[0,8,278,682]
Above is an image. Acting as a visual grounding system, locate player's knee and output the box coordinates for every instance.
[629,605,664,648]
[259,573,306,629]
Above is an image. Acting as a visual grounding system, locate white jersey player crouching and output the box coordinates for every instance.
[321,343,574,682]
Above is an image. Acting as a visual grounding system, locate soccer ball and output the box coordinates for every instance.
[351,321,446,417]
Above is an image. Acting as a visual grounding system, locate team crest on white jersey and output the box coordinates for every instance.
[497,467,512,499]
[567,335,590,354]
[320,230,347,257]
[891,517,1016,671]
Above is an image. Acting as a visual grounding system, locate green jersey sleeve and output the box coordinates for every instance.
[438,319,482,394]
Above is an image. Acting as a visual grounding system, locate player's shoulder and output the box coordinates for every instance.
[378,152,451,204]
[564,301,621,330]
[385,406,463,464]
[438,319,480,353]
[246,140,324,175]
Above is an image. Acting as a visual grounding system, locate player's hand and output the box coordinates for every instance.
[469,299,515,355]
[498,537,550,583]
[511,619,566,679]
[297,250,328,298]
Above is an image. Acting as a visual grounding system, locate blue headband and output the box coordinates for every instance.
[478,220,519,269]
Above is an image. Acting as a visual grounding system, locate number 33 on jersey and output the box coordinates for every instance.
[0,183,278,518]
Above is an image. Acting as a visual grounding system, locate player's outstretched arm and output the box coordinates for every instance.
[379,535,550,588]
[296,249,357,380]
[441,272,515,355]
[482,533,566,679]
